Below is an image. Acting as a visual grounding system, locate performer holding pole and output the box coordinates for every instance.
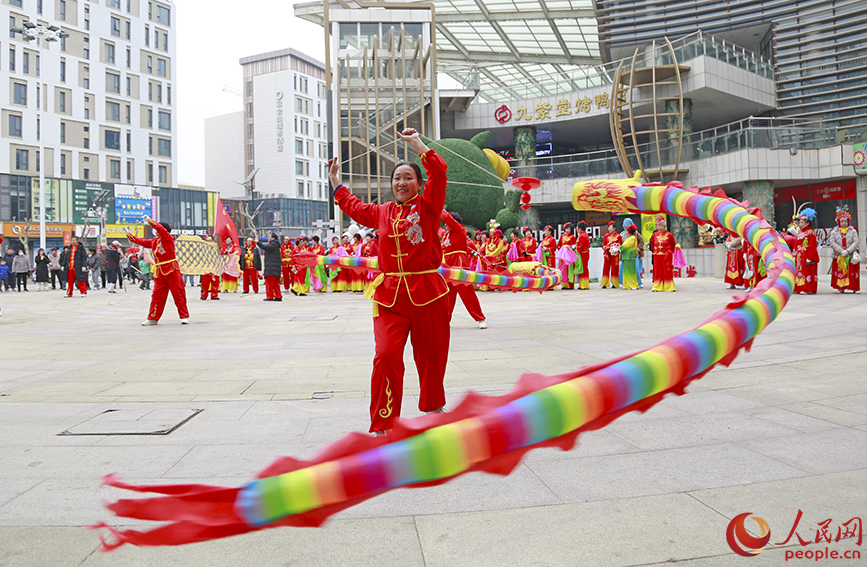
[327,128,450,435]
[127,216,190,325]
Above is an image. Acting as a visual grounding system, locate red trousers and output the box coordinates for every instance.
[447,282,485,322]
[281,267,293,290]
[200,273,219,299]
[66,269,87,295]
[265,276,283,299]
[601,253,620,288]
[147,270,190,321]
[370,291,450,432]
[243,268,259,293]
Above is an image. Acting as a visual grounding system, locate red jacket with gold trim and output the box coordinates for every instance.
[127,219,179,277]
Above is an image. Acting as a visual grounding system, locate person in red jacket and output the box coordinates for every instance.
[127,216,190,325]
[521,227,537,260]
[575,220,592,289]
[240,237,262,294]
[600,221,622,288]
[327,128,449,435]
[558,222,578,289]
[540,225,558,270]
[199,236,220,300]
[280,236,295,291]
[441,210,486,329]
[650,215,677,292]
[793,208,820,295]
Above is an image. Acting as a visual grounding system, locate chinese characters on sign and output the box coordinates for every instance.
[505,93,610,123]
[276,91,284,153]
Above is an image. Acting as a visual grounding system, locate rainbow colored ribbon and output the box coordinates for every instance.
[96,182,794,549]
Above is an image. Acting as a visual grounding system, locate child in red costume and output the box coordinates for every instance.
[441,210,486,328]
[328,128,449,435]
[600,221,622,288]
[127,217,190,325]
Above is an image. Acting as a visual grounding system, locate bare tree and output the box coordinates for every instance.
[17,217,33,257]
[239,201,265,241]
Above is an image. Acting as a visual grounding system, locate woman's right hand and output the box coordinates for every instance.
[326,158,341,189]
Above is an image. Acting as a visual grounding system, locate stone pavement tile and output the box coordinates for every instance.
[268,354,371,368]
[414,492,731,567]
[0,479,41,508]
[78,516,425,567]
[161,416,309,446]
[0,527,100,567]
[98,379,253,397]
[739,427,867,474]
[606,396,692,422]
[604,412,802,452]
[0,402,100,423]
[335,463,562,520]
[653,389,769,415]
[240,397,372,420]
[526,444,808,504]
[813,393,867,415]
[521,429,642,463]
[161,443,304,479]
[743,406,843,434]
[706,383,836,407]
[0,445,192,480]
[3,381,124,399]
[776,401,867,427]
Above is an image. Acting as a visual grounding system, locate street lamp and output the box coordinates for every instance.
[10,20,69,252]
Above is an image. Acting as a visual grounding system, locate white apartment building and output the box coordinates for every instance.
[1,0,177,195]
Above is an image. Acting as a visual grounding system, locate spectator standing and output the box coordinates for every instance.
[34,248,50,291]
[138,257,152,290]
[48,248,64,290]
[12,250,31,292]
[0,259,11,292]
[105,241,122,293]
[86,248,101,290]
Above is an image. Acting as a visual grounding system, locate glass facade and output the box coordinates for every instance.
[253,197,329,232]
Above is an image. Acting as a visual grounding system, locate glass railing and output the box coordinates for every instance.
[457,31,775,104]
[510,117,855,181]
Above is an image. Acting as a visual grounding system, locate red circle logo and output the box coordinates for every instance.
[494,105,511,124]
[726,513,771,557]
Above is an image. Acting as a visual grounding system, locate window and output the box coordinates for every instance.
[297,181,304,197]
[60,0,66,20]
[109,159,120,179]
[126,0,131,12]
[296,98,303,112]
[125,21,131,40]
[109,0,120,7]
[147,55,152,73]
[126,160,132,180]
[106,43,115,63]
[126,47,130,68]
[83,168,90,180]
[60,60,66,82]
[16,149,28,170]
[84,19,89,31]
[36,54,40,76]
[84,107,89,119]
[166,86,171,104]
[307,140,311,156]
[148,136,153,154]
[162,33,167,51]
[147,163,153,182]
[9,47,14,71]
[111,17,121,37]
[106,71,120,93]
[60,122,66,143]
[158,111,170,130]
[23,52,29,74]
[61,153,66,175]
[147,108,153,127]
[13,83,27,105]
[157,58,166,77]
[295,160,305,175]
[124,104,130,123]
[37,117,40,140]
[148,82,152,101]
[10,0,22,7]
[157,5,170,25]
[126,76,131,95]
[84,138,90,149]
[154,29,158,46]
[9,115,22,137]
[295,139,304,154]
[36,151,40,173]
[126,131,131,152]
[145,25,149,46]
[157,138,171,157]
[59,91,66,112]
[159,165,167,184]
[83,76,89,89]
[61,35,66,51]
[105,101,120,122]
[105,129,121,150]
[83,48,89,59]
[156,84,161,103]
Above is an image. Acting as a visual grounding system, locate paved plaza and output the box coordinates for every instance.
[0,277,865,566]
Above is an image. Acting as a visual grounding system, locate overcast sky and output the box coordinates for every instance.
[174,0,325,187]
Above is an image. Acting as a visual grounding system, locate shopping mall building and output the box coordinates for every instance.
[296,0,866,273]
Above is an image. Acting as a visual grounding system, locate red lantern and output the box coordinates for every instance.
[511,177,541,211]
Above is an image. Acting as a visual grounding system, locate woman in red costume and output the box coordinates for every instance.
[350,233,365,292]
[793,208,819,295]
[127,217,190,325]
[441,210,486,328]
[724,231,745,289]
[829,205,860,294]
[575,220,591,289]
[558,222,578,289]
[328,128,450,435]
[650,215,677,292]
[600,221,622,289]
[521,227,537,260]
[280,236,295,291]
[540,225,558,270]
[360,232,379,294]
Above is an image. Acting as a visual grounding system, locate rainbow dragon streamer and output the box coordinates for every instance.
[94,182,794,549]
[294,252,562,292]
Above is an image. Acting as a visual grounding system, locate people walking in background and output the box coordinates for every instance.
[12,250,31,292]
[34,249,50,291]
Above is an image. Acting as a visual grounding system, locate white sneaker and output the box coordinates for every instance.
[425,406,446,414]
[180,318,190,325]
[478,320,487,329]
[141,320,157,326]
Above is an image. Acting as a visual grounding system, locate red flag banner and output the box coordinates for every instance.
[214,198,239,253]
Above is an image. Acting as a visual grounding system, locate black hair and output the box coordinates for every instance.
[510,229,519,237]
[353,233,362,241]
[391,162,423,183]
[449,211,463,225]
[271,232,278,239]
[312,235,320,242]
[160,222,171,232]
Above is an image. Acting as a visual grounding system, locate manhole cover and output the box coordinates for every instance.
[58,408,203,436]
[312,392,333,399]
[290,315,338,321]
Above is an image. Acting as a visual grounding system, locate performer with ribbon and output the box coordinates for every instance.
[829,205,860,293]
[220,237,241,293]
[619,218,644,289]
[330,128,450,435]
[309,236,328,293]
[291,237,311,296]
[127,217,190,326]
[575,221,591,289]
[441,209,487,329]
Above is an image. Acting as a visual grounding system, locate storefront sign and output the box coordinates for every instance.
[493,93,610,124]
[104,224,144,239]
[812,181,843,201]
[114,184,153,222]
[1,222,73,238]
[73,181,116,224]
